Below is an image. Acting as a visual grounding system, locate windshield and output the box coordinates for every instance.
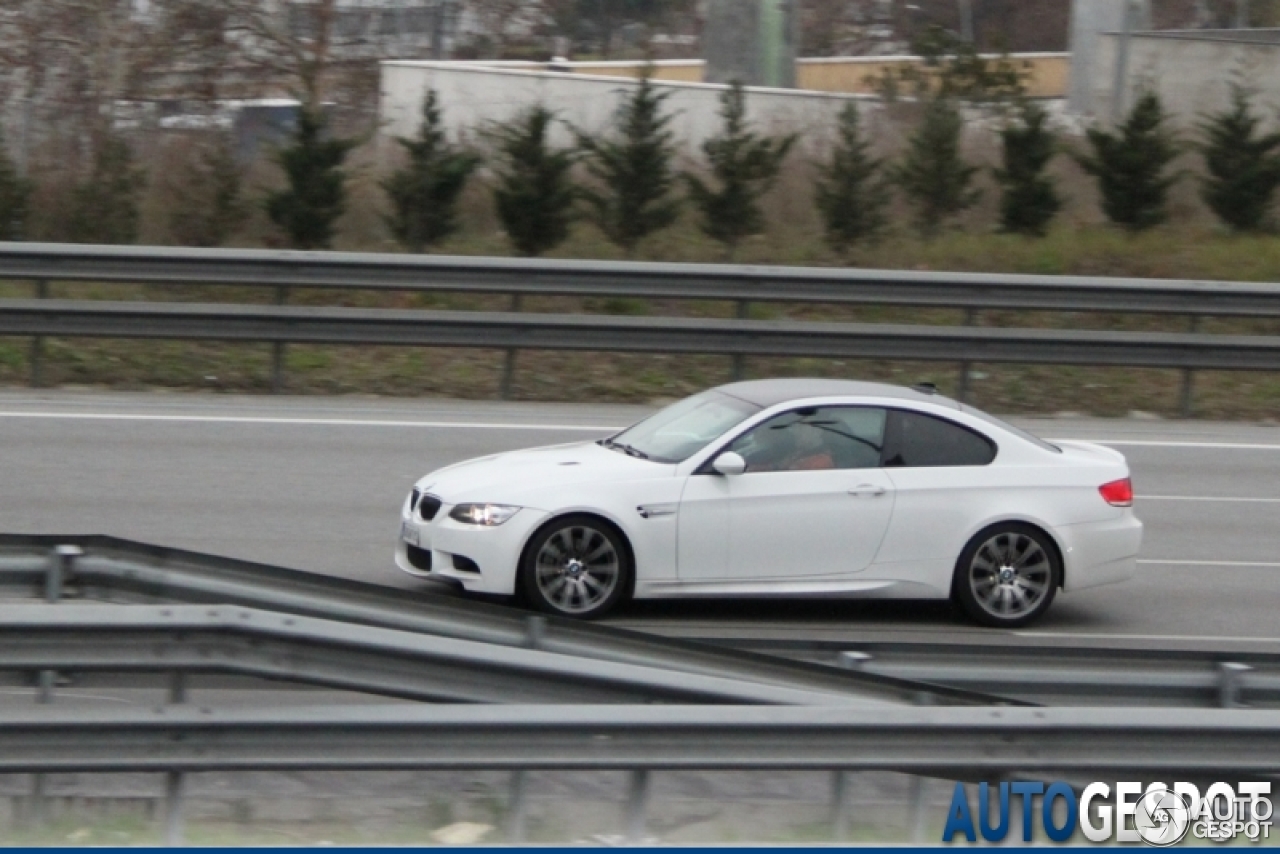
[604,391,760,464]
[960,405,1061,453]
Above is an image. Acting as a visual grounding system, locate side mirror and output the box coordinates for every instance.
[711,451,747,476]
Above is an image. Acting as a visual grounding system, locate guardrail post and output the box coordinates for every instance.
[838,651,872,671]
[523,615,546,650]
[500,294,523,400]
[956,308,977,403]
[26,543,67,833]
[164,671,188,845]
[36,546,79,706]
[23,771,47,831]
[731,300,749,382]
[271,287,289,394]
[906,690,935,842]
[170,671,188,705]
[1179,315,1199,418]
[830,770,852,841]
[31,588,55,829]
[624,769,651,843]
[29,278,48,388]
[506,769,529,843]
[46,544,80,604]
[164,771,186,846]
[1218,661,1251,709]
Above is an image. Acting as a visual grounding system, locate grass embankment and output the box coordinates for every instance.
[2,225,1279,419]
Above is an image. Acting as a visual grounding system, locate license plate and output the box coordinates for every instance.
[400,521,419,546]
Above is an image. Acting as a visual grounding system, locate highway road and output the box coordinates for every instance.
[1,389,1278,645]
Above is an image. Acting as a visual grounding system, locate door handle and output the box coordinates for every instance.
[848,484,886,497]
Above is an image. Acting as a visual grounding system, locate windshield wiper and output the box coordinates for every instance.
[600,438,650,459]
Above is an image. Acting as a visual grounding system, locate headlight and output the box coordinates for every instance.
[449,503,521,526]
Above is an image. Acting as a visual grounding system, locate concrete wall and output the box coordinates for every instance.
[462,54,1072,98]
[553,60,704,84]
[1089,31,1280,125]
[379,61,878,156]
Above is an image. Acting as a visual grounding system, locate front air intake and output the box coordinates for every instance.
[417,495,442,521]
[405,544,432,571]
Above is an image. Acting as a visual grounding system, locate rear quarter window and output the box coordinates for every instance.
[882,410,996,467]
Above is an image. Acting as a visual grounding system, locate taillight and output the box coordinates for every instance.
[1099,477,1133,507]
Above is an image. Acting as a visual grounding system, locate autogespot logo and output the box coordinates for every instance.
[1133,786,1192,846]
[942,780,1273,845]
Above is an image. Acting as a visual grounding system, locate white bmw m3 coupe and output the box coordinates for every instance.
[397,379,1142,627]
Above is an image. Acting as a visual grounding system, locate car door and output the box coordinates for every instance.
[875,408,999,566]
[677,406,895,581]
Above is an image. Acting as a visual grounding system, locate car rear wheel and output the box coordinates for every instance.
[953,523,1059,628]
[521,515,632,619]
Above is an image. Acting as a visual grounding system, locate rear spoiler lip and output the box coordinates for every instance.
[1049,438,1129,464]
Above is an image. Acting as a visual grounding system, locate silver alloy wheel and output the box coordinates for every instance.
[967,530,1052,620]
[533,525,621,614]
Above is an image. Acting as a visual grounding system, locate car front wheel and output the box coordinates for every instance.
[521,515,632,619]
[952,523,1059,628]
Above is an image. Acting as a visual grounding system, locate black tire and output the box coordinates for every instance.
[952,522,1060,628]
[521,515,632,619]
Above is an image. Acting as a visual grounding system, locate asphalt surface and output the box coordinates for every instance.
[2,390,1279,646]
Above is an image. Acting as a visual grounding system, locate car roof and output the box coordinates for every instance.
[713,378,962,410]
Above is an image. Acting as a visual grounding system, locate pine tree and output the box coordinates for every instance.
[489,106,577,257]
[1198,85,1280,233]
[383,89,480,253]
[0,132,30,241]
[684,82,796,259]
[994,101,1061,237]
[168,134,247,247]
[813,102,890,256]
[265,107,357,250]
[1075,91,1180,232]
[574,72,680,256]
[892,97,980,238]
[66,135,146,245]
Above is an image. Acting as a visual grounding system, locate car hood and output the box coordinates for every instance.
[416,440,675,506]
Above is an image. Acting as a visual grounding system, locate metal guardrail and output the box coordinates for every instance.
[0,536,997,844]
[9,703,1278,845]
[0,603,876,707]
[3,298,1280,370]
[3,242,1280,317]
[2,242,1278,411]
[4,536,1279,845]
[2,703,1276,775]
[1,300,1278,416]
[0,536,995,707]
[4,537,1278,709]
[694,638,1276,708]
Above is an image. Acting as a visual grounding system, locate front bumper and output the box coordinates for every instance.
[395,497,549,595]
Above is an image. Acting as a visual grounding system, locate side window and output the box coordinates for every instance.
[727,407,886,472]
[882,410,996,467]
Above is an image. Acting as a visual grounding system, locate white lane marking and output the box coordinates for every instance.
[1139,495,1280,504]
[1138,559,1280,568]
[0,411,616,432]
[1016,631,1280,643]
[1065,438,1280,451]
